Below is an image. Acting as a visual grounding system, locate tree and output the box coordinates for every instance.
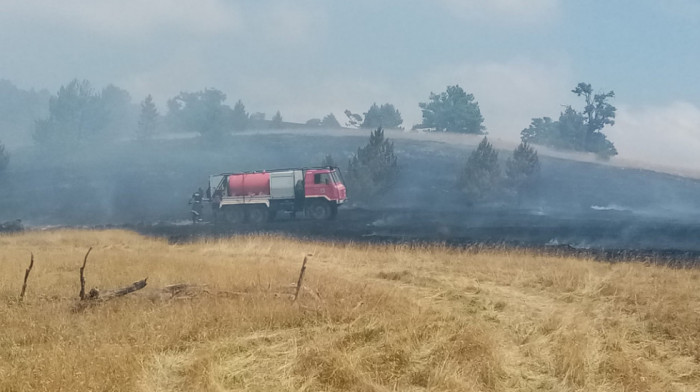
[418,85,485,133]
[0,80,49,146]
[33,79,116,148]
[99,84,134,139]
[572,83,616,142]
[520,117,557,147]
[321,154,337,167]
[459,137,500,202]
[520,82,617,159]
[505,142,540,194]
[361,103,403,129]
[250,112,266,121]
[231,100,249,131]
[0,141,9,173]
[271,111,283,128]
[344,110,363,128]
[137,94,158,139]
[320,113,341,128]
[346,127,398,198]
[166,88,230,140]
[305,118,322,127]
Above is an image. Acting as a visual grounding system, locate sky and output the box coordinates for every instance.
[1,0,700,170]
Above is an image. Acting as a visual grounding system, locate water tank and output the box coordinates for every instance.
[228,173,270,196]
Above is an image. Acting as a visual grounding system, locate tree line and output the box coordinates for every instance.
[0,78,617,177]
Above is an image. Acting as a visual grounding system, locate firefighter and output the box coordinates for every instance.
[293,179,304,219]
[189,188,204,223]
[211,189,222,222]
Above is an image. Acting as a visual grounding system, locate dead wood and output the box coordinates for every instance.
[161,283,209,299]
[96,278,148,301]
[293,256,309,302]
[19,253,34,301]
[79,247,93,300]
[74,278,148,311]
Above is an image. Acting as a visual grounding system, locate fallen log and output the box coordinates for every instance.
[74,278,148,311]
[89,278,148,301]
[160,283,209,299]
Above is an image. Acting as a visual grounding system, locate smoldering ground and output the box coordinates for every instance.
[2,130,700,255]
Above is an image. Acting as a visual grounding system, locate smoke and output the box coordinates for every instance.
[2,129,700,252]
[607,102,700,175]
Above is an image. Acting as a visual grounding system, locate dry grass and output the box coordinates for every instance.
[1,229,699,391]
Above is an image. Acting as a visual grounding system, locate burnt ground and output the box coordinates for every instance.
[3,131,700,265]
[126,206,700,266]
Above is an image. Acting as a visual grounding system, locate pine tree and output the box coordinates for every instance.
[459,137,500,201]
[320,113,341,128]
[0,141,9,173]
[321,154,337,167]
[271,110,283,128]
[231,100,249,131]
[137,94,158,139]
[505,142,540,193]
[347,127,398,198]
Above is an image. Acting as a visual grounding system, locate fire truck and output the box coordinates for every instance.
[206,166,347,224]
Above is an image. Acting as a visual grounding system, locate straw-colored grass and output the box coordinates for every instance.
[1,229,699,391]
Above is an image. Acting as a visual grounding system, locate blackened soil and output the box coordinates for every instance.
[128,207,700,266]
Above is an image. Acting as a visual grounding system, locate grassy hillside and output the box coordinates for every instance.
[1,230,699,391]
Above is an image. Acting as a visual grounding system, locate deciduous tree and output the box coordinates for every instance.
[361,103,403,129]
[166,88,230,140]
[418,85,485,133]
[34,79,129,148]
[520,82,617,159]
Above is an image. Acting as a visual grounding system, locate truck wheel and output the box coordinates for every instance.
[224,207,245,225]
[247,205,268,225]
[308,200,331,220]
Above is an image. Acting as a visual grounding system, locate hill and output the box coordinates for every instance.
[1,130,700,251]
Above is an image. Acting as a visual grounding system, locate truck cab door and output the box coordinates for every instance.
[305,171,331,199]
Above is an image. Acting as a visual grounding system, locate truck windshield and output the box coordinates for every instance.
[330,171,341,185]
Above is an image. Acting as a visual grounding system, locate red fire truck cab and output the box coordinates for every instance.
[207,167,347,224]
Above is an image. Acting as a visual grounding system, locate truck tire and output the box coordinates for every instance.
[307,199,331,220]
[224,206,245,225]
[247,205,268,225]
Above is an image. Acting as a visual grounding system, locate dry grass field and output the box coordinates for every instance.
[1,229,699,391]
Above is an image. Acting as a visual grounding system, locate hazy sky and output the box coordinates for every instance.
[1,0,700,170]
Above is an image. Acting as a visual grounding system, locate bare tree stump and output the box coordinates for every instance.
[293,256,309,302]
[79,247,93,300]
[19,253,34,302]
